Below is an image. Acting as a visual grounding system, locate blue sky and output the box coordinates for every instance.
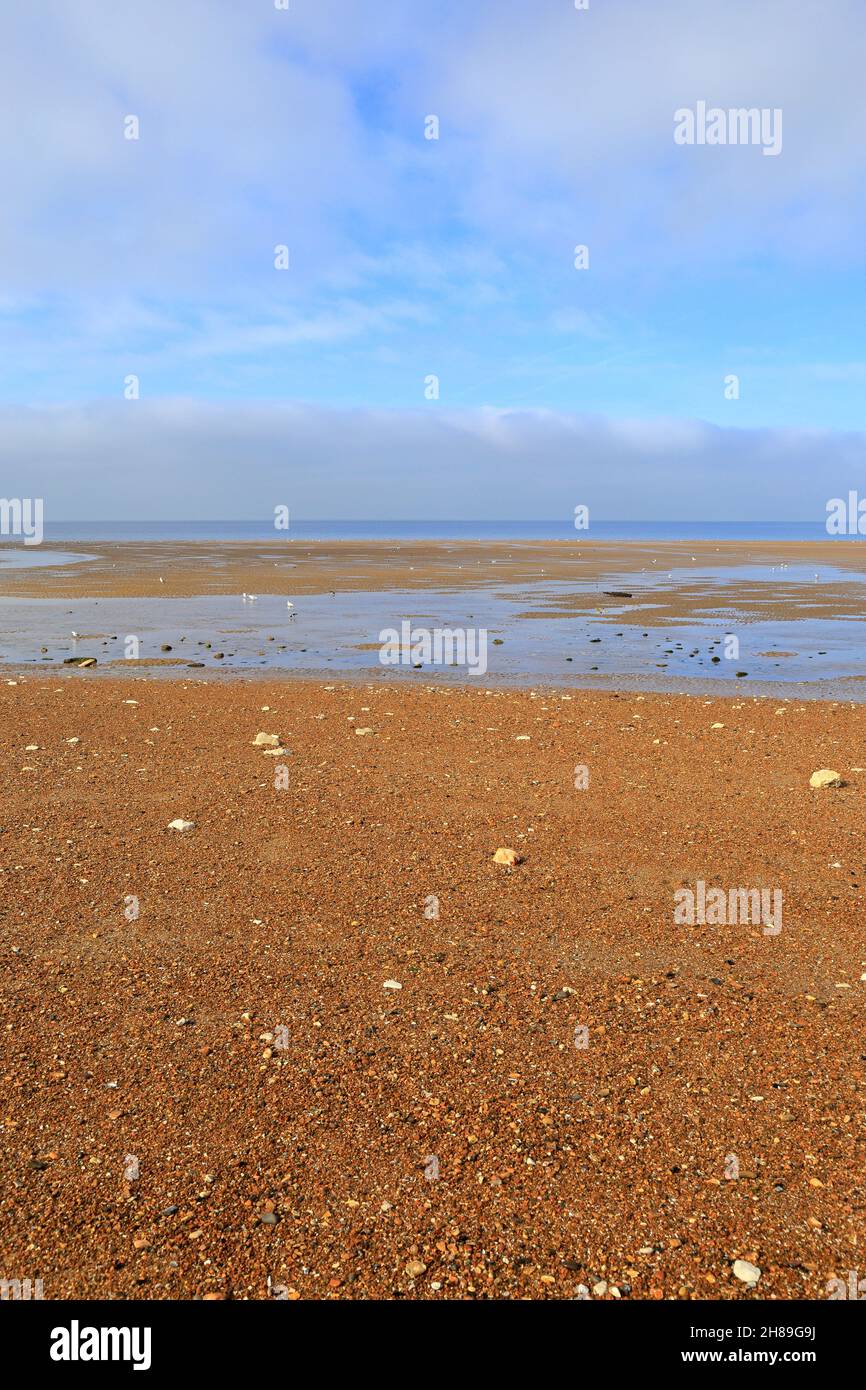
[2,0,866,517]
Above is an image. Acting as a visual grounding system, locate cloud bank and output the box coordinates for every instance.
[3,399,859,522]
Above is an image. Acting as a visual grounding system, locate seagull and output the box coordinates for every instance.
[71,630,79,639]
[158,576,165,584]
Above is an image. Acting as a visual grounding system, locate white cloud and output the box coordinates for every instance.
[0,0,398,295]
[429,0,866,264]
[5,0,866,308]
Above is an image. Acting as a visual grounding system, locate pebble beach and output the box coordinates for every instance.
[1,673,863,1300]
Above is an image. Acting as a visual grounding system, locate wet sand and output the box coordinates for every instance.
[3,538,866,625]
[1,675,863,1299]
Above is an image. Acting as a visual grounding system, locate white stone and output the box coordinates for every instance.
[809,769,843,788]
[732,1259,761,1285]
[493,847,520,866]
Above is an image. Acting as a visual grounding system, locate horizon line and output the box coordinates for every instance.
[32,517,836,526]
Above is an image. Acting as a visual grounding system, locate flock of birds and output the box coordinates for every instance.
[72,591,299,641]
[241,594,297,618]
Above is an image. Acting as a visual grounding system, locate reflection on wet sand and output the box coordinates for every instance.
[1,574,866,697]
[3,537,866,617]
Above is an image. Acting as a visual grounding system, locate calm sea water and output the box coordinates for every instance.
[40,520,857,542]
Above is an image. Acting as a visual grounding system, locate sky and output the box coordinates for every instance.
[2,0,866,520]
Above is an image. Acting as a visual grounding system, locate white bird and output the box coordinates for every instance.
[71,630,79,639]
[158,576,165,584]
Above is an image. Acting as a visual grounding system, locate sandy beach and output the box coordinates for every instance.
[1,674,863,1299]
